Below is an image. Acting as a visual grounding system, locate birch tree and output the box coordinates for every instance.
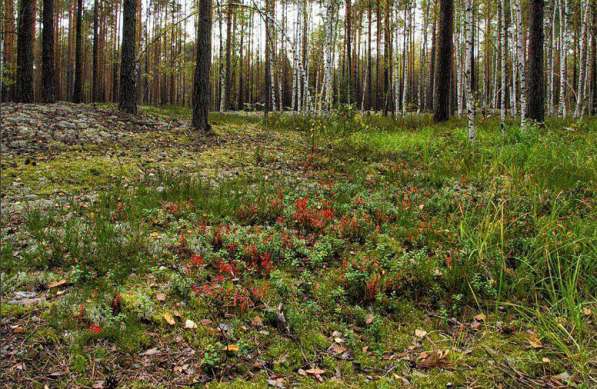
[513,0,527,127]
[465,0,475,140]
[574,0,590,118]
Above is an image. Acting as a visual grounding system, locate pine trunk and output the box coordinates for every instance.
[433,0,454,122]
[119,0,137,114]
[42,0,56,102]
[527,0,544,122]
[192,0,212,131]
[73,0,83,103]
[16,0,34,103]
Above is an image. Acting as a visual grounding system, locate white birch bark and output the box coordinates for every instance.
[500,0,506,129]
[401,2,409,116]
[457,5,464,117]
[465,0,475,140]
[574,0,590,118]
[514,0,527,127]
[559,0,568,117]
[394,5,400,116]
[510,0,518,116]
[217,1,226,112]
[323,0,337,112]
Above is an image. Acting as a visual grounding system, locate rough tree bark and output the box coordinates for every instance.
[192,0,212,131]
[527,0,544,123]
[16,0,34,103]
[42,0,56,102]
[73,0,83,103]
[119,0,137,114]
[433,0,454,122]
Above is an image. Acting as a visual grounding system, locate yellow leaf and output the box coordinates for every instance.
[163,312,176,326]
[223,344,240,352]
[527,332,543,349]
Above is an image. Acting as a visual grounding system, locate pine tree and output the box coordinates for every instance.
[192,0,212,131]
[73,0,83,103]
[119,0,137,114]
[16,0,34,103]
[433,0,454,122]
[527,0,544,123]
[42,0,56,103]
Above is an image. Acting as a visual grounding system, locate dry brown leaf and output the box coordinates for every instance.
[474,313,487,322]
[416,350,452,369]
[48,279,68,289]
[582,307,592,316]
[251,315,264,327]
[329,343,347,355]
[527,332,543,349]
[305,367,325,382]
[163,312,176,326]
[415,329,428,338]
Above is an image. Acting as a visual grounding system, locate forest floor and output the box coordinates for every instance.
[1,103,596,388]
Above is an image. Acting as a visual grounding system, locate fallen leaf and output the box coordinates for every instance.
[582,307,592,316]
[416,350,452,369]
[140,347,160,356]
[267,378,285,388]
[155,293,166,302]
[328,343,347,355]
[527,332,543,349]
[163,312,176,326]
[542,357,551,363]
[474,313,486,322]
[184,319,197,329]
[48,279,67,289]
[251,315,263,327]
[415,329,428,338]
[12,326,25,334]
[305,367,326,382]
[223,344,240,352]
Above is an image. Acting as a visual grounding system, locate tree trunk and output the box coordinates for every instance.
[224,0,233,111]
[16,0,34,103]
[92,0,99,102]
[573,1,590,118]
[527,0,544,123]
[500,0,507,128]
[73,0,83,103]
[433,0,454,122]
[559,0,568,116]
[42,0,56,102]
[465,0,475,140]
[2,0,16,101]
[192,0,212,131]
[119,0,137,114]
[514,0,527,127]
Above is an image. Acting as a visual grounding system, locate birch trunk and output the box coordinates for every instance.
[500,0,506,129]
[514,0,527,127]
[465,0,475,140]
[574,0,590,118]
[559,0,568,117]
[509,1,518,116]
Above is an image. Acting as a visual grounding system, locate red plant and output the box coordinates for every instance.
[190,254,205,266]
[89,324,102,335]
[217,260,236,276]
[292,197,334,231]
[365,274,381,301]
